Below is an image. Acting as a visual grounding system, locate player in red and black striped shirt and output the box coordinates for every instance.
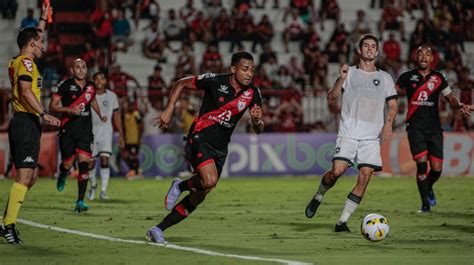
[146,52,264,243]
[396,45,470,212]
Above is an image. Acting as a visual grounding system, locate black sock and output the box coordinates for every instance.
[416,162,429,208]
[78,162,89,201]
[178,175,204,192]
[157,195,197,231]
[428,170,442,189]
[59,163,68,178]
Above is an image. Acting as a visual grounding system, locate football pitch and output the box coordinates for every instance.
[0,176,473,265]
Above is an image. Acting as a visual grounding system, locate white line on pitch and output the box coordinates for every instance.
[18,219,312,265]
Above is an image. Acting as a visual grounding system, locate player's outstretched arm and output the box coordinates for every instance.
[154,76,194,130]
[445,93,470,116]
[381,98,398,142]
[327,64,348,101]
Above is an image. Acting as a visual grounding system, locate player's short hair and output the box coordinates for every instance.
[231,52,254,66]
[416,45,433,54]
[17,27,42,49]
[93,71,106,79]
[358,34,379,50]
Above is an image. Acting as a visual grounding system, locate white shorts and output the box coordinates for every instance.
[333,137,382,171]
[92,137,113,158]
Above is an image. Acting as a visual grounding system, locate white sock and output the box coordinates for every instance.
[337,198,359,224]
[89,165,97,188]
[100,167,110,192]
[314,179,331,202]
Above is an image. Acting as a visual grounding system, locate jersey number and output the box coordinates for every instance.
[417,91,428,101]
[218,110,232,121]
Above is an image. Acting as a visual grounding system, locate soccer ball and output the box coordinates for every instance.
[361,213,389,241]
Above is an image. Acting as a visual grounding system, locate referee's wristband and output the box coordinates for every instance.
[40,110,47,117]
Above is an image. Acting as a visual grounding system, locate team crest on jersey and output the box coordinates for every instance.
[218,85,229,94]
[102,100,108,107]
[427,76,438,90]
[427,82,434,90]
[21,59,33,72]
[237,99,247,111]
[85,92,91,101]
[410,75,419,81]
[373,79,381,86]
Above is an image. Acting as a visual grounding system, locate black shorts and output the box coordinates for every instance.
[59,126,93,163]
[407,127,443,162]
[184,134,228,177]
[8,112,41,169]
[125,144,140,156]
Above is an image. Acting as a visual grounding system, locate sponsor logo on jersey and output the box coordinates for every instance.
[23,156,35,163]
[218,85,229,94]
[410,75,419,81]
[197,73,216,80]
[70,85,78,91]
[21,59,33,72]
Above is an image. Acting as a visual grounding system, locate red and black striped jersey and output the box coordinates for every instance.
[52,78,96,129]
[396,68,451,129]
[190,73,262,149]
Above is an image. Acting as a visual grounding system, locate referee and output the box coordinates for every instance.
[0,3,60,244]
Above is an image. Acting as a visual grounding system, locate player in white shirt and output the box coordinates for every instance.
[305,34,398,232]
[88,72,124,200]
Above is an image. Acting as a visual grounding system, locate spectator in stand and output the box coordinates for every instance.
[283,10,307,52]
[148,64,167,105]
[205,0,224,21]
[457,67,474,105]
[162,9,186,41]
[301,22,319,51]
[287,56,307,90]
[143,19,167,61]
[378,0,406,41]
[259,43,277,65]
[260,101,276,132]
[254,0,279,9]
[252,66,273,90]
[408,20,430,56]
[284,0,315,24]
[328,23,349,63]
[429,20,449,53]
[133,0,160,27]
[112,8,133,52]
[109,64,140,99]
[41,34,63,89]
[201,43,223,73]
[179,0,197,27]
[404,0,427,20]
[444,41,463,70]
[143,98,163,136]
[312,52,329,90]
[275,86,303,132]
[319,0,340,31]
[261,56,279,82]
[82,42,97,72]
[1,0,18,19]
[252,14,274,53]
[189,11,212,44]
[213,8,232,42]
[20,8,38,29]
[382,32,402,78]
[230,4,255,52]
[350,10,371,45]
[177,42,197,75]
[91,0,113,50]
[274,66,293,90]
[442,61,458,88]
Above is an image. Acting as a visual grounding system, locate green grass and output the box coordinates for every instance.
[0,176,473,265]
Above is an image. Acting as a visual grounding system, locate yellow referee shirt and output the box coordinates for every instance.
[8,55,42,115]
[124,111,142,145]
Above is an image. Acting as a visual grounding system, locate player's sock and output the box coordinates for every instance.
[178,175,204,192]
[428,170,441,189]
[416,162,430,209]
[157,195,196,231]
[100,166,110,192]
[337,192,361,225]
[314,177,333,202]
[78,162,89,202]
[3,183,28,225]
[89,164,97,188]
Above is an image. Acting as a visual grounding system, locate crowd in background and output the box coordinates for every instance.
[0,0,473,134]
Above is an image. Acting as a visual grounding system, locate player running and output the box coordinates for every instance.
[305,34,398,232]
[395,45,470,212]
[146,52,264,243]
[88,72,124,200]
[49,59,106,212]
[1,3,61,244]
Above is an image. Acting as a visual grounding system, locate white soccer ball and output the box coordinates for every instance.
[361,213,390,241]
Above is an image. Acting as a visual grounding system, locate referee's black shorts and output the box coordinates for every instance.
[8,112,41,169]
